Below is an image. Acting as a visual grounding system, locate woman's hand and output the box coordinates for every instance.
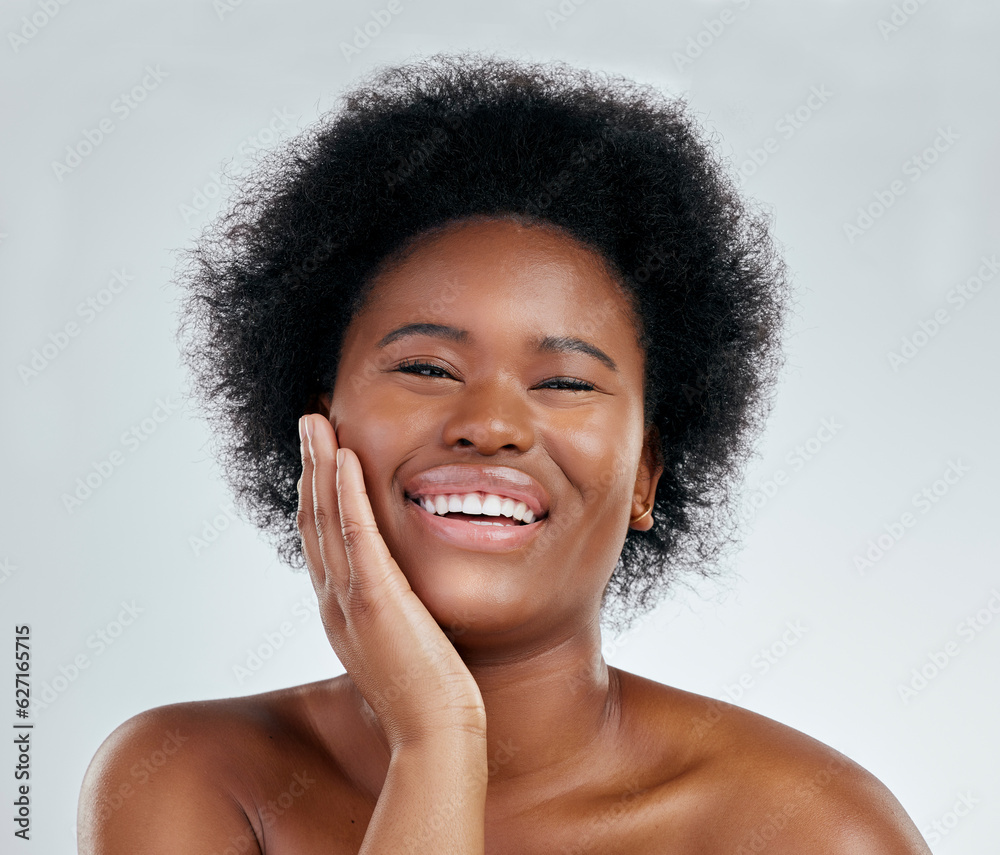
[297,414,487,753]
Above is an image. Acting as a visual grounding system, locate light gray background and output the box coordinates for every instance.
[2,1,998,851]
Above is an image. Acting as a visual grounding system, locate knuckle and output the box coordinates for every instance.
[312,503,334,533]
[317,595,347,633]
[339,516,376,555]
[343,581,389,626]
[295,507,311,532]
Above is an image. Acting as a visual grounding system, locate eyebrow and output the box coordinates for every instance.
[377,323,469,348]
[376,323,618,372]
[536,335,618,372]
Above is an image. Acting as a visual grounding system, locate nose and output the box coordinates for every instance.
[440,379,534,455]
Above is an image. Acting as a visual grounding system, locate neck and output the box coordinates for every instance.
[461,619,622,788]
[352,615,622,792]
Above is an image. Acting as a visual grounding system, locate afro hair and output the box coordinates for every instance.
[177,53,788,630]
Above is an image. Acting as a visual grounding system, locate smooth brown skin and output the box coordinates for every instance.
[79,219,931,854]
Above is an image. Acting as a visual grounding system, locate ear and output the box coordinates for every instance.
[629,424,663,532]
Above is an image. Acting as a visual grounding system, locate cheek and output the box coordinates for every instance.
[329,381,438,515]
[330,364,405,492]
[331,389,409,469]
[331,351,405,447]
[335,398,401,455]
[544,413,643,521]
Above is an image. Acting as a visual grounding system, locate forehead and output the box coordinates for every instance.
[354,217,641,342]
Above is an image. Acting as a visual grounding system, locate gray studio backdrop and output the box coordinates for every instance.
[2,1,998,852]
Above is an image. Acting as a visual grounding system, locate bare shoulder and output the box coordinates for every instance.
[78,677,364,855]
[616,669,932,854]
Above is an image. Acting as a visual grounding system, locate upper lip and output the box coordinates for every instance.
[403,464,550,518]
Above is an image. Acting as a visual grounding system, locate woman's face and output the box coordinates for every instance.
[322,218,660,644]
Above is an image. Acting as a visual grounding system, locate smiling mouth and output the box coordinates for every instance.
[406,492,542,525]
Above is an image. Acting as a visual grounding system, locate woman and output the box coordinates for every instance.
[78,55,930,853]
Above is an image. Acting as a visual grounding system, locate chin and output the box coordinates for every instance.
[377,496,610,645]
[400,554,537,638]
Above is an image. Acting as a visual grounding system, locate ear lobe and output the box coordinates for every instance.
[630,426,663,531]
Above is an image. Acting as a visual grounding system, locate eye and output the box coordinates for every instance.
[536,377,596,392]
[395,360,455,379]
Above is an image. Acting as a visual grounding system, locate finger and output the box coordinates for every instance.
[296,415,326,588]
[307,414,352,590]
[335,446,410,599]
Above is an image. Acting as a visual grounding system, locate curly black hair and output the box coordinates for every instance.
[177,53,787,630]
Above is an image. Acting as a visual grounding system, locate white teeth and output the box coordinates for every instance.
[469,519,507,526]
[461,494,484,515]
[413,492,543,523]
[481,494,503,516]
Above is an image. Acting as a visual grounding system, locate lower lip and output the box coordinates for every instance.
[406,500,544,552]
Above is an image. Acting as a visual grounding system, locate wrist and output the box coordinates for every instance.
[387,706,488,752]
[390,726,488,766]
[393,719,487,747]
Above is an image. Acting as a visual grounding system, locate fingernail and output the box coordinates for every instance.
[298,416,306,443]
[336,448,345,468]
[303,416,315,459]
